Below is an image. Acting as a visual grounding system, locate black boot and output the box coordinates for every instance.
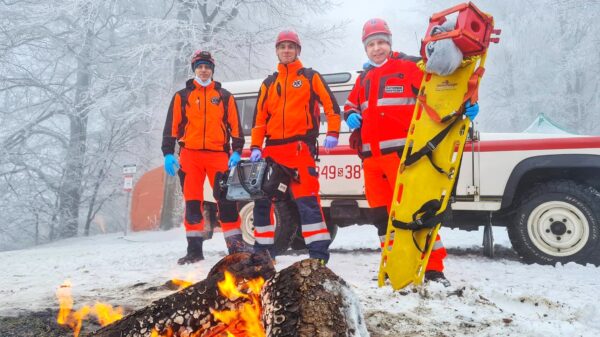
[424,270,451,287]
[177,237,205,265]
[224,234,249,255]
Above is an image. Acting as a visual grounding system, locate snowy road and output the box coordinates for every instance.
[1,225,599,336]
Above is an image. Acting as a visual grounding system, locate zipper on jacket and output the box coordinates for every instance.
[305,104,309,126]
[202,87,207,149]
[282,64,288,139]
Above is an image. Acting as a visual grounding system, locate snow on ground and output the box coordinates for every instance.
[1,225,599,336]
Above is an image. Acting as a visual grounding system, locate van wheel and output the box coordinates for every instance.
[238,202,256,245]
[238,200,301,255]
[508,180,600,265]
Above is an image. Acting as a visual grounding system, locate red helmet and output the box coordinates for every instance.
[190,50,215,70]
[362,18,392,42]
[275,30,301,49]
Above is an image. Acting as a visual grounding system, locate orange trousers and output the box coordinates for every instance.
[178,148,241,238]
[363,152,447,272]
[253,141,331,261]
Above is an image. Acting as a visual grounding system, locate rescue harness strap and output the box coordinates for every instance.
[392,198,447,253]
[402,119,457,178]
[391,199,447,231]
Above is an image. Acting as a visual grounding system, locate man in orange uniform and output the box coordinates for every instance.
[344,19,479,284]
[249,30,341,263]
[162,50,246,264]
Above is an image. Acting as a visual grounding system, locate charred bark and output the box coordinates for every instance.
[261,259,369,337]
[88,251,275,337]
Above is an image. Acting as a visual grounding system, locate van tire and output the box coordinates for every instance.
[238,200,301,255]
[508,180,600,265]
[273,199,302,255]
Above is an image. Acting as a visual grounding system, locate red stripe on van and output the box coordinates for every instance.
[242,137,600,158]
[464,136,600,152]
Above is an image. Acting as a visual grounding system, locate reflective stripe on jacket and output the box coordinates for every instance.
[162,79,244,155]
[251,59,341,149]
[344,52,423,157]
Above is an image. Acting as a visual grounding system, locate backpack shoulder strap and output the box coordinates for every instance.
[214,82,232,117]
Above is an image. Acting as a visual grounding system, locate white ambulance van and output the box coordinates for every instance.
[206,71,600,266]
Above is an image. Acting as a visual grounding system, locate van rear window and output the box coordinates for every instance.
[322,72,352,85]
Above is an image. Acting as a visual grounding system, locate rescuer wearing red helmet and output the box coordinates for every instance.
[162,50,247,264]
[249,30,341,264]
[345,18,480,284]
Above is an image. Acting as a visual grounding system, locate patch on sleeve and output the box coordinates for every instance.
[384,85,404,94]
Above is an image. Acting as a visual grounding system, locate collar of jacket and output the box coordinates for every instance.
[277,59,303,74]
[185,78,221,91]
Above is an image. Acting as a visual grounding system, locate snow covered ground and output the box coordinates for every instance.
[1,225,599,336]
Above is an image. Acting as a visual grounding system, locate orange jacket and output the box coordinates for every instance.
[162,80,244,155]
[344,52,423,157]
[251,59,341,149]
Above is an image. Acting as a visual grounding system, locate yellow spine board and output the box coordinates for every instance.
[379,53,489,290]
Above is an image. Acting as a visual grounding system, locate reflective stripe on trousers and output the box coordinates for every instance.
[301,221,331,244]
[254,225,275,245]
[186,230,210,239]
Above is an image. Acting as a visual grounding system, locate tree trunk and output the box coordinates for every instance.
[58,24,94,238]
[159,0,193,231]
[84,168,105,236]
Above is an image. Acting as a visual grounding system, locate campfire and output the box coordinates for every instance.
[58,251,368,337]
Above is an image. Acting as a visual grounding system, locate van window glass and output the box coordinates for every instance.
[236,97,257,134]
[322,72,352,85]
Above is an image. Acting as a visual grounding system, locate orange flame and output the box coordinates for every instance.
[211,271,266,337]
[56,281,124,337]
[93,302,123,326]
[57,270,266,337]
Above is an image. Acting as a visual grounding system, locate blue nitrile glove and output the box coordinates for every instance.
[164,154,180,176]
[346,113,362,129]
[465,101,479,121]
[228,152,241,168]
[250,149,262,162]
[323,136,338,149]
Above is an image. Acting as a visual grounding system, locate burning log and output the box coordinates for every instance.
[88,251,275,337]
[87,253,367,337]
[261,259,369,337]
